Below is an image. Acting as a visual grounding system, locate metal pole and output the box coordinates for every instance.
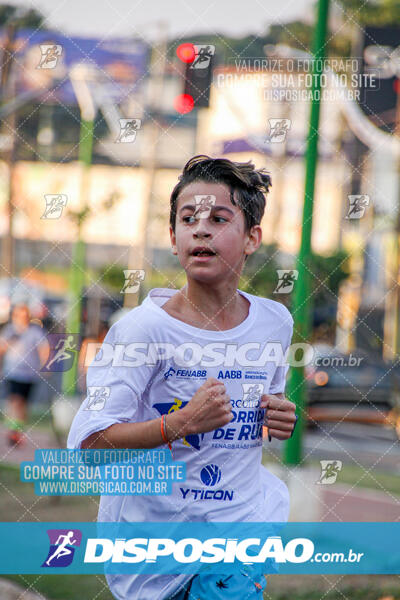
[61,116,94,395]
[283,0,330,465]
[0,24,17,277]
[124,22,167,309]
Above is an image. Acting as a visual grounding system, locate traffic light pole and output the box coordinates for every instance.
[283,0,330,465]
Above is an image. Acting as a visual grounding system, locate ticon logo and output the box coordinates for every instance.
[200,464,221,486]
[83,536,314,564]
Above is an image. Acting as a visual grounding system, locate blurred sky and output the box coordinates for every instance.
[4,0,315,40]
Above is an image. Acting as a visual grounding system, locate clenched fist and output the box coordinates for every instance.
[260,392,297,440]
[180,377,233,436]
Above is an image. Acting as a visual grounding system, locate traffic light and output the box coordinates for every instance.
[175,43,215,113]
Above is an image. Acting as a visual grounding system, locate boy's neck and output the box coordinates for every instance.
[161,280,250,331]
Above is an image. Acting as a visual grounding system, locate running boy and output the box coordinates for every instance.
[68,155,297,600]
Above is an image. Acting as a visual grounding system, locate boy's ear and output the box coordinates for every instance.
[244,224,262,258]
[169,226,178,255]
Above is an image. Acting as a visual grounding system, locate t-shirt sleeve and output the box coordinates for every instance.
[268,308,294,395]
[67,317,157,449]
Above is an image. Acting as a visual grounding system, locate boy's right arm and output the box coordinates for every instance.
[81,378,233,450]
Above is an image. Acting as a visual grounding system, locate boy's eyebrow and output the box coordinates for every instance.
[179,204,235,215]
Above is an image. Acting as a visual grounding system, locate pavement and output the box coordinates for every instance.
[267,464,400,522]
[0,423,59,466]
[0,578,48,600]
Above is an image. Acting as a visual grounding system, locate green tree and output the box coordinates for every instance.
[0,5,44,27]
[337,0,400,25]
[241,244,350,328]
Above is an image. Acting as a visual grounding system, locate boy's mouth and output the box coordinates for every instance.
[190,246,217,257]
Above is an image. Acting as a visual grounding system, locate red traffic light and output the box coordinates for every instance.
[176,43,195,63]
[173,93,195,114]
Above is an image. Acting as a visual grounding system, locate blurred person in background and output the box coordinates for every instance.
[77,320,109,393]
[0,303,49,446]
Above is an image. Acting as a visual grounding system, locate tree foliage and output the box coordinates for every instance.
[0,5,44,28]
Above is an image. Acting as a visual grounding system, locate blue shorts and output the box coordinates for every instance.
[167,565,266,599]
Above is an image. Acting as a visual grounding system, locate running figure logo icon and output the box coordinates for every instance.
[37,44,62,69]
[42,529,82,567]
[241,383,264,408]
[120,269,145,294]
[116,119,141,143]
[346,195,370,219]
[41,334,79,372]
[41,194,68,219]
[317,460,343,484]
[274,270,298,294]
[267,118,291,143]
[193,194,216,219]
[85,386,110,411]
[190,45,215,69]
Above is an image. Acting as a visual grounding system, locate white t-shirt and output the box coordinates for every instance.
[68,287,294,600]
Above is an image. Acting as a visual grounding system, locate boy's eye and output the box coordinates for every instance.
[181,214,228,224]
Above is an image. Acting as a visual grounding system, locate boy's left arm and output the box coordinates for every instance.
[260,392,297,440]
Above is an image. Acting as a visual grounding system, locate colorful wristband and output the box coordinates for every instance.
[161,414,173,456]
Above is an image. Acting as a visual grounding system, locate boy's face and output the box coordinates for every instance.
[170,181,262,285]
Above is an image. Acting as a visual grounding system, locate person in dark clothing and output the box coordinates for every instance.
[0,303,48,446]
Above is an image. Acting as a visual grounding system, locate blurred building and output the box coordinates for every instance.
[0,54,352,268]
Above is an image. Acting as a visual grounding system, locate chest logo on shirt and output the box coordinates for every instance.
[217,370,242,379]
[153,398,205,450]
[163,367,207,380]
[179,463,234,502]
[200,464,221,486]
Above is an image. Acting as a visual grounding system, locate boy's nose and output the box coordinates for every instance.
[193,221,211,237]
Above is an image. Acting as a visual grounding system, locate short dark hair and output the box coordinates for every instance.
[170,154,272,233]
